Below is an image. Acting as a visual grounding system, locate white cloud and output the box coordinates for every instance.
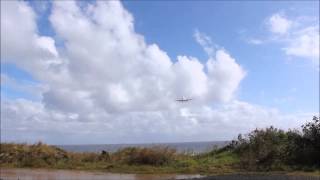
[0,1,312,143]
[249,12,319,62]
[268,13,292,34]
[206,50,246,102]
[193,31,246,102]
[1,1,59,73]
[1,98,313,144]
[247,38,264,45]
[283,26,319,61]
[194,30,216,56]
[173,56,208,98]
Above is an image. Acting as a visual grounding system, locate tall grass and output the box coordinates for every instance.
[0,142,69,168]
[113,146,176,166]
[0,142,238,173]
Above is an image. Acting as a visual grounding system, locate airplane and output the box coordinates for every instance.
[176,96,192,102]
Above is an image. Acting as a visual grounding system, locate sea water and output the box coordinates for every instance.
[57,141,229,153]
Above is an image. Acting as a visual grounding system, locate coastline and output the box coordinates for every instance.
[1,119,319,178]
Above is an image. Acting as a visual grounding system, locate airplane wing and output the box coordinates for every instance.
[176,98,192,102]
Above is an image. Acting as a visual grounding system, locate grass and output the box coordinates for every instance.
[0,142,318,176]
[0,142,239,174]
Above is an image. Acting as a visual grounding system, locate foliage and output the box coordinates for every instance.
[112,146,176,166]
[300,116,320,166]
[0,142,238,173]
[0,142,69,168]
[232,116,320,170]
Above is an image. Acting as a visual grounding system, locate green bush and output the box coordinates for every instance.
[232,116,320,171]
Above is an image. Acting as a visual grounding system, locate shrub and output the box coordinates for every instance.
[113,146,176,166]
[0,142,69,167]
[99,150,110,161]
[232,116,320,170]
[300,116,320,166]
[234,126,288,170]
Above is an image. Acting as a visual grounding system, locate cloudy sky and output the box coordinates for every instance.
[1,0,319,144]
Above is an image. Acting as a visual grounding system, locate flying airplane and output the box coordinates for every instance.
[176,96,192,102]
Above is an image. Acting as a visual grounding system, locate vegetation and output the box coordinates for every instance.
[113,146,176,166]
[0,142,237,174]
[231,116,320,171]
[0,116,319,175]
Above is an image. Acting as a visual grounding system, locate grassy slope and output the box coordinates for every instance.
[0,143,319,176]
[0,143,239,174]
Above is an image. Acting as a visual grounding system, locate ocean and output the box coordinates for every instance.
[57,141,230,153]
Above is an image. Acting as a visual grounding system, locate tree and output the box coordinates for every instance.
[300,116,320,166]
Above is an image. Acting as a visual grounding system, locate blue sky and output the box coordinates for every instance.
[1,0,319,144]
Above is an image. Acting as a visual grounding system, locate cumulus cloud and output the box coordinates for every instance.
[206,50,246,102]
[194,30,246,102]
[0,1,311,144]
[42,0,244,113]
[1,1,59,73]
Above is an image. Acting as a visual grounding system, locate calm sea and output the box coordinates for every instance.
[57,141,229,153]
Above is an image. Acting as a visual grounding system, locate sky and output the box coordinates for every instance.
[1,0,319,145]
